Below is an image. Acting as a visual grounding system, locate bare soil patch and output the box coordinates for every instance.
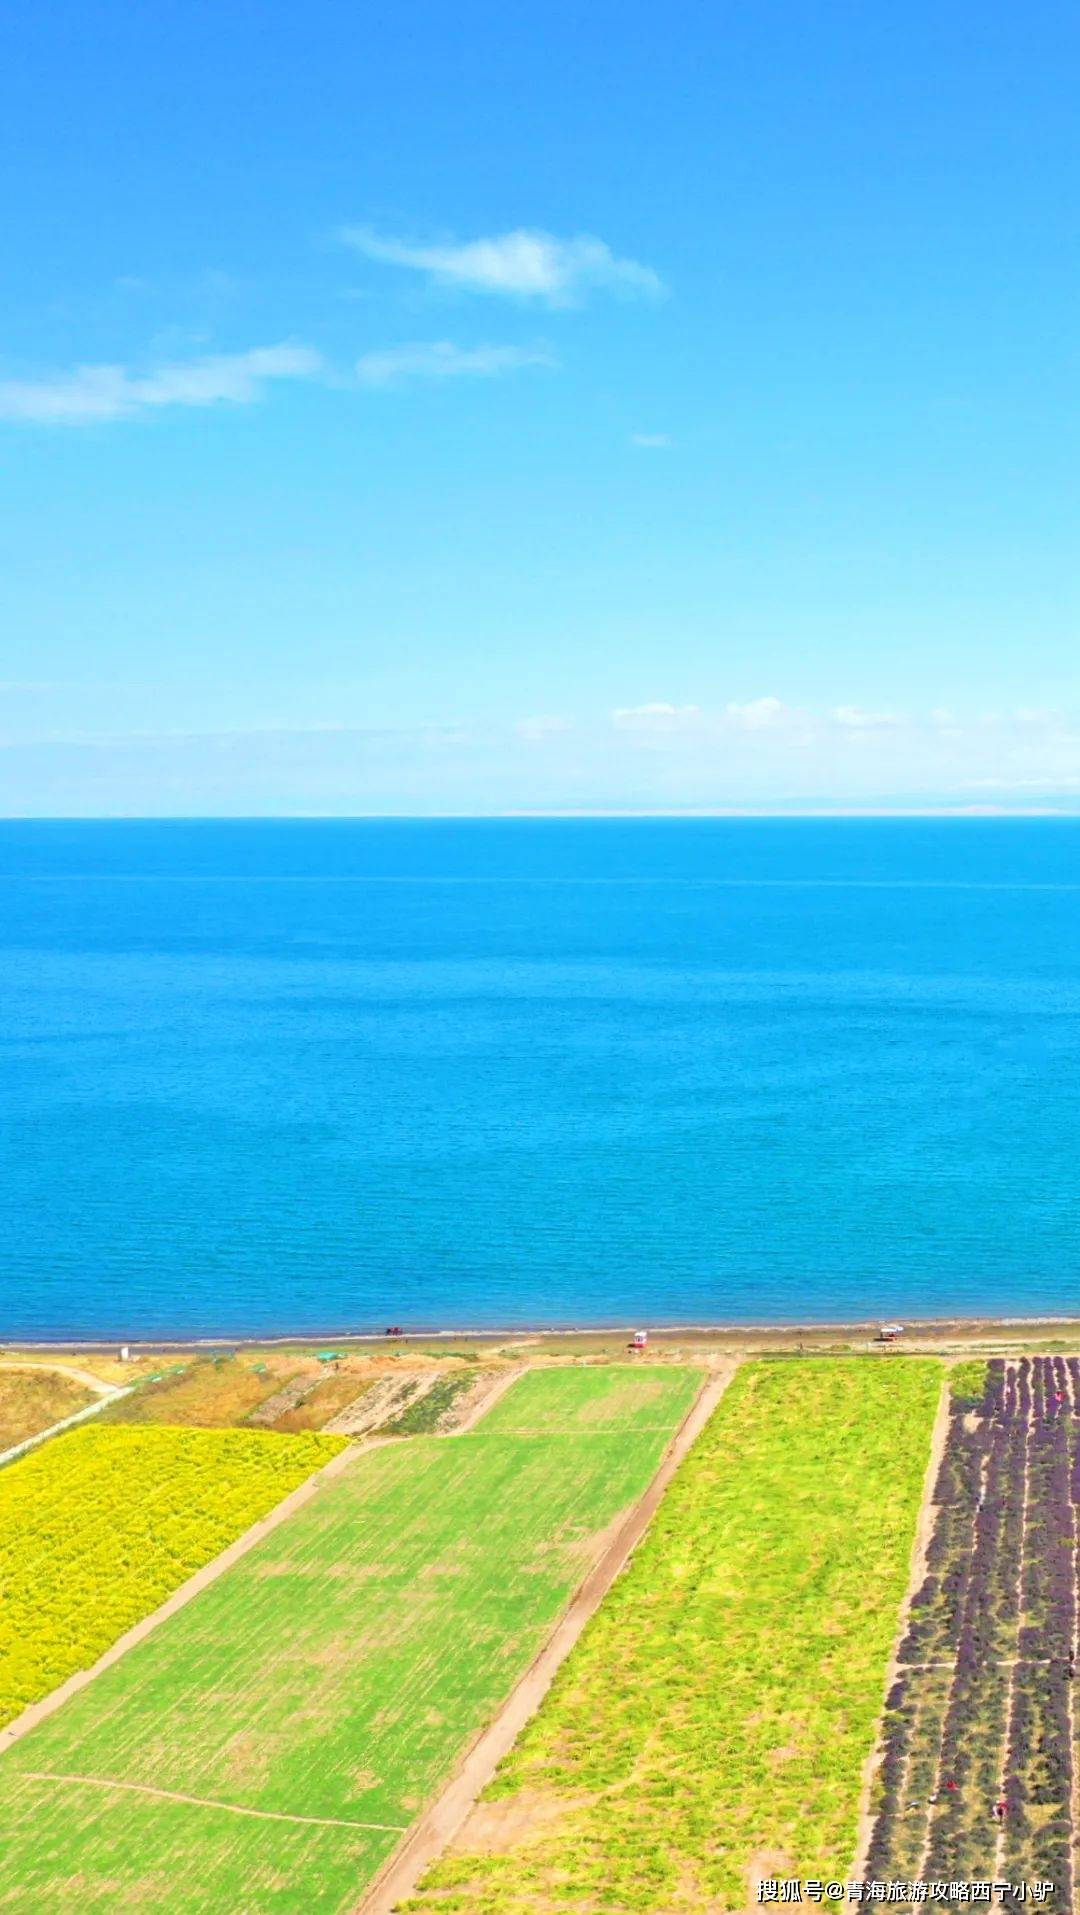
[456,1787,597,1856]
[746,1850,797,1914]
[326,1373,439,1436]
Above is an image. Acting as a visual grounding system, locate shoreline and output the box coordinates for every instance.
[8,1309,1080,1355]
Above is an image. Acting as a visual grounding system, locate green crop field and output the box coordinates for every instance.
[403,1357,944,1914]
[478,1362,701,1434]
[0,1365,700,1913]
[0,1425,343,1730]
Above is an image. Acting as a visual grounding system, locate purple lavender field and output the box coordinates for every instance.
[867,1357,1078,1903]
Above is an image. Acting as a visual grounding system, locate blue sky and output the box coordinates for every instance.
[2,0,1077,814]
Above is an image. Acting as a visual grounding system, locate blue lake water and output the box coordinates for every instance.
[2,817,1079,1340]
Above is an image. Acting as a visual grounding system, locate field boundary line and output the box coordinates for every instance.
[446,1365,527,1434]
[0,1385,137,1471]
[0,1441,363,1759]
[849,1357,953,1880]
[18,1770,408,1834]
[353,1359,736,1915]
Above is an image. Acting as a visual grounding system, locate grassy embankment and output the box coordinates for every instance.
[0,1369,95,1449]
[97,1356,310,1429]
[94,1352,481,1433]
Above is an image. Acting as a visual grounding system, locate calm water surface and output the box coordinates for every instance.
[2,818,1079,1338]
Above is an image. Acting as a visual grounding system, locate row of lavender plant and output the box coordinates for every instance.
[924,1361,1028,1880]
[899,1365,999,1666]
[1000,1358,1075,1908]
[865,1361,1000,1878]
[960,1362,1028,1865]
[866,1358,1079,1902]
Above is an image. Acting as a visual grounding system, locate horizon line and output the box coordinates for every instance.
[1,806,1079,823]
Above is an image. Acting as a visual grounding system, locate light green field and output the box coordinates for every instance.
[478,1362,701,1434]
[403,1357,944,1913]
[0,1365,699,1913]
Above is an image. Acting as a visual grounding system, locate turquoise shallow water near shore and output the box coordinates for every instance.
[2,817,1079,1340]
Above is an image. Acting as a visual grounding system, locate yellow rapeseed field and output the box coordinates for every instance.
[0,1423,343,1728]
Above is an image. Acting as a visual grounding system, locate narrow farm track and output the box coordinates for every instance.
[353,1362,737,1915]
[446,1366,525,1434]
[0,1386,134,1471]
[0,1361,117,1399]
[18,1771,409,1834]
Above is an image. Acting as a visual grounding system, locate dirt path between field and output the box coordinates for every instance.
[354,1360,737,1915]
[848,1359,954,1881]
[446,1365,525,1434]
[18,1770,408,1834]
[0,1442,366,1760]
[0,1360,118,1398]
[0,1385,138,1472]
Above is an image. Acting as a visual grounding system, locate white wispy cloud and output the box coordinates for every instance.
[355,340,556,387]
[341,226,666,307]
[629,432,673,449]
[515,715,574,742]
[613,699,794,736]
[601,699,1080,809]
[612,702,703,733]
[726,697,787,731]
[833,704,902,731]
[6,702,1080,814]
[0,343,322,425]
[611,697,883,741]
